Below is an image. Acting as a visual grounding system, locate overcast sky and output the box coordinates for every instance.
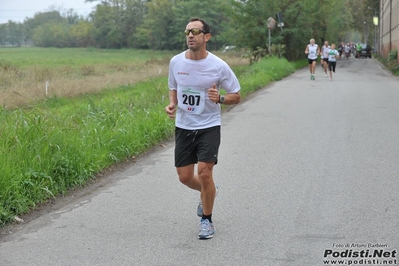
[0,0,98,24]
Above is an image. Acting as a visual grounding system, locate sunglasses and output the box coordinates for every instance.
[184,28,207,36]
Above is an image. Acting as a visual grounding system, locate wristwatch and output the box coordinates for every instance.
[219,95,225,104]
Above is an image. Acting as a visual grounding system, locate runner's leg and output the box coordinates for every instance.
[312,60,317,75]
[198,162,216,216]
[177,164,201,191]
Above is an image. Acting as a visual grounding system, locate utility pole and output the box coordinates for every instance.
[363,21,368,44]
[368,6,378,54]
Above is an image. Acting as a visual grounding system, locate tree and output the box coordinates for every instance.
[88,0,148,48]
[24,11,65,42]
[32,23,72,47]
[70,20,95,47]
[229,0,275,50]
[0,24,7,46]
[132,0,176,49]
[134,0,232,50]
[171,0,232,51]
[63,8,80,25]
[228,0,353,60]
[6,21,24,46]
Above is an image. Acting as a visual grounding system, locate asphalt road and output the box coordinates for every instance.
[1,56,399,266]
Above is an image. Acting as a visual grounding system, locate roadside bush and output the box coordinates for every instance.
[388,49,398,63]
[387,49,399,76]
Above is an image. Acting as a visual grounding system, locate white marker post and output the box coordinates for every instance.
[45,81,49,96]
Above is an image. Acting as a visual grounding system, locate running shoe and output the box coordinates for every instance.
[198,219,215,239]
[197,185,219,217]
[325,74,328,78]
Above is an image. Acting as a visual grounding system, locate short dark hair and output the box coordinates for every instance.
[190,18,211,34]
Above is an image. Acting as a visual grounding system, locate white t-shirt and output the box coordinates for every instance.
[308,44,318,60]
[321,45,330,59]
[168,51,241,130]
[328,49,339,62]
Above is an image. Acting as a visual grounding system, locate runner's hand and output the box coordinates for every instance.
[165,103,176,119]
[208,84,219,103]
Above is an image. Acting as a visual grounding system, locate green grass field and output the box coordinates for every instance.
[0,47,307,226]
[0,47,175,68]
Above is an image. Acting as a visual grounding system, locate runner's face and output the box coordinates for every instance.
[185,21,209,52]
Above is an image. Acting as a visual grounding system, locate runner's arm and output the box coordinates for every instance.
[165,89,177,118]
[208,84,240,105]
[169,89,177,106]
[223,92,241,105]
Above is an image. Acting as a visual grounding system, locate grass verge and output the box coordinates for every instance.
[0,56,307,226]
[375,51,399,76]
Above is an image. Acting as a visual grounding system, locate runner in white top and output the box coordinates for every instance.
[321,41,330,78]
[344,43,351,58]
[168,51,240,130]
[327,43,340,81]
[165,18,241,239]
[305,38,320,80]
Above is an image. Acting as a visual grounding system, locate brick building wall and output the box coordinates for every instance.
[380,0,399,61]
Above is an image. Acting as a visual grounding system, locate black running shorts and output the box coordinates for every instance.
[308,58,317,64]
[328,61,337,72]
[174,126,221,167]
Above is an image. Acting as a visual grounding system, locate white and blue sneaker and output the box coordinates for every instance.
[198,219,215,239]
[197,186,219,217]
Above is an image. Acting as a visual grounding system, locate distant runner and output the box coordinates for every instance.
[321,41,330,78]
[305,39,320,80]
[344,43,351,59]
[328,43,340,81]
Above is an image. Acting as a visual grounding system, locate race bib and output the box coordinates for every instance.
[177,86,205,115]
